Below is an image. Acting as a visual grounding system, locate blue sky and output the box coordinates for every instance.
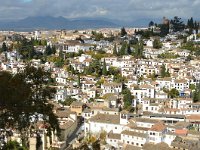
[0,0,199,22]
[21,0,32,2]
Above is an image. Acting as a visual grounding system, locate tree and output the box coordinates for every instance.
[170,16,185,32]
[148,71,157,81]
[17,38,38,59]
[189,84,196,90]
[54,58,64,68]
[59,49,64,59]
[102,59,107,76]
[99,131,107,141]
[78,50,84,56]
[123,89,134,111]
[187,17,194,34]
[169,88,179,98]
[28,46,36,59]
[186,55,193,61]
[160,24,169,36]
[127,43,132,55]
[133,40,144,58]
[108,66,120,76]
[0,66,59,148]
[160,64,166,78]
[92,31,104,41]
[187,17,194,29]
[60,97,76,106]
[194,21,199,34]
[120,27,127,37]
[149,21,154,27]
[51,45,56,54]
[77,74,81,88]
[92,140,100,150]
[193,83,200,103]
[3,140,28,150]
[84,59,102,77]
[160,64,170,78]
[68,64,75,74]
[119,42,126,56]
[113,44,117,56]
[165,69,170,77]
[45,45,52,56]
[2,42,7,52]
[153,39,162,49]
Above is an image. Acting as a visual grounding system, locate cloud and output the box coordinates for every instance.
[0,0,198,22]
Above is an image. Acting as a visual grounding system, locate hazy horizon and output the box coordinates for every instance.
[0,0,199,22]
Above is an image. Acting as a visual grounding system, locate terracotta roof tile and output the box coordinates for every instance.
[149,122,166,132]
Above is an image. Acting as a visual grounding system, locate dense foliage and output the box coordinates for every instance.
[160,64,170,78]
[170,16,185,32]
[120,27,127,37]
[153,39,162,49]
[193,83,200,103]
[122,88,134,112]
[0,66,59,147]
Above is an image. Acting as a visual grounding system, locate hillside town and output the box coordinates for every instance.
[1,17,200,150]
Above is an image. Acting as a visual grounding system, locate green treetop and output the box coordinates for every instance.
[153,39,162,49]
[160,64,170,78]
[122,88,134,112]
[170,16,185,32]
[169,88,179,98]
[120,27,127,37]
[0,66,59,148]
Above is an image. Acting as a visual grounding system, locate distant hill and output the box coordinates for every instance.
[0,16,119,31]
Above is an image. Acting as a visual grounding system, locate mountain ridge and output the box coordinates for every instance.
[0,16,119,31]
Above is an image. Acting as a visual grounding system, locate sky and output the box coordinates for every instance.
[0,0,199,22]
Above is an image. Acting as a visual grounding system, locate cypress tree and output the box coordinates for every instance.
[161,64,166,78]
[2,42,7,52]
[77,74,81,88]
[119,42,126,56]
[52,45,56,54]
[121,27,127,37]
[127,43,131,55]
[45,45,52,56]
[29,46,35,59]
[113,44,117,56]
[193,83,200,103]
[102,59,107,76]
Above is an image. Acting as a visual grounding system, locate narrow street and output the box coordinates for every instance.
[61,117,84,150]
